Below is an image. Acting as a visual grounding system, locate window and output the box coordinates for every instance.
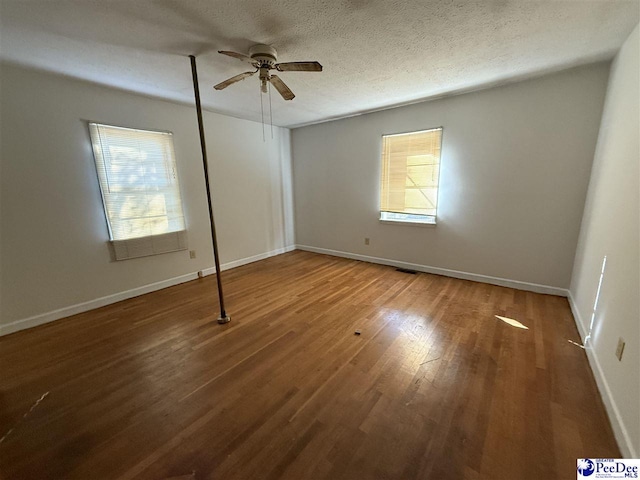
[89,123,187,260]
[380,127,443,225]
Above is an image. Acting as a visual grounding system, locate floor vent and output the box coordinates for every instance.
[396,268,418,274]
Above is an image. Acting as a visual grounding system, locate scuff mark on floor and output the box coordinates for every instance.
[0,391,49,445]
[164,471,196,480]
[419,356,441,365]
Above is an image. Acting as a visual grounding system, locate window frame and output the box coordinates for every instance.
[379,127,443,227]
[88,121,188,260]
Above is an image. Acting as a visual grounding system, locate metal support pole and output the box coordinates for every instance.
[189,55,230,324]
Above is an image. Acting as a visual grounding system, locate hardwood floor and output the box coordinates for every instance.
[0,250,619,479]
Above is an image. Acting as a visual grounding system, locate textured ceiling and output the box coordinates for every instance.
[1,1,638,127]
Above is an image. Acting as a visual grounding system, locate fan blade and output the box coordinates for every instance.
[214,70,257,90]
[275,61,322,72]
[218,50,258,65]
[270,75,295,100]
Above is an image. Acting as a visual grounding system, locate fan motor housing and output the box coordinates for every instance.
[249,44,277,66]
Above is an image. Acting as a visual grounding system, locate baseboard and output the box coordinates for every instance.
[567,291,636,458]
[0,272,199,337]
[567,291,589,340]
[0,245,296,337]
[296,244,569,296]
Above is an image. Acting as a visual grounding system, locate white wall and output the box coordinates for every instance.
[0,63,294,333]
[569,25,639,457]
[292,63,610,290]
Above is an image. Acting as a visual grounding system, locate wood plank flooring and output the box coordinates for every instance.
[0,250,620,479]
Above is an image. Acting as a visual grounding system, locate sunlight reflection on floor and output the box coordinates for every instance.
[495,315,529,330]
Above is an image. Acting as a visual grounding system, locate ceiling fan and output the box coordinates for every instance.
[213,44,322,101]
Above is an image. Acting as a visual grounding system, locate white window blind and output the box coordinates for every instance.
[89,123,187,259]
[380,128,443,224]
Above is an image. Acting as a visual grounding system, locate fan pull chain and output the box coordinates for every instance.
[259,82,265,142]
[268,80,274,139]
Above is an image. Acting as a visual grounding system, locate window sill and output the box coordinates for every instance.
[111,230,188,260]
[379,218,436,227]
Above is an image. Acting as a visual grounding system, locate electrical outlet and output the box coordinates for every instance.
[615,338,625,361]
[189,250,196,259]
[364,238,370,245]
